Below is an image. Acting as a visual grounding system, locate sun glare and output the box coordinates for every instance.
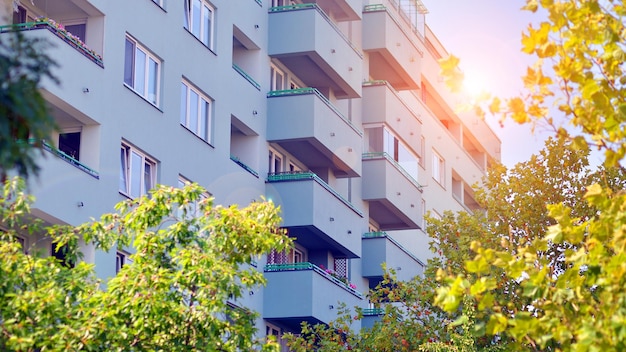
[462,71,489,98]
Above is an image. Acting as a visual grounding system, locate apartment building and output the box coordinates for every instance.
[0,0,500,345]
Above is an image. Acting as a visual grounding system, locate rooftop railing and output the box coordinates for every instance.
[268,88,363,136]
[264,262,364,298]
[0,20,104,67]
[269,3,363,58]
[362,152,423,192]
[267,171,363,217]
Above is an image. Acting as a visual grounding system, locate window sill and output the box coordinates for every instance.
[181,124,214,148]
[123,84,163,112]
[183,28,216,55]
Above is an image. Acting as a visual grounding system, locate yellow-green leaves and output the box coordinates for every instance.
[439,54,464,92]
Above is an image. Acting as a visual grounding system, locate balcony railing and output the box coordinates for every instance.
[232,64,261,91]
[264,262,364,298]
[362,231,425,267]
[267,171,363,217]
[362,308,385,316]
[362,152,422,191]
[230,155,259,178]
[269,3,363,58]
[268,88,363,136]
[0,20,104,67]
[36,140,99,179]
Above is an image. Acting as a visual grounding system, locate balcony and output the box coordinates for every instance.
[265,172,364,258]
[27,141,100,225]
[361,308,384,329]
[0,23,106,121]
[361,232,425,282]
[362,5,423,90]
[268,4,362,98]
[362,153,422,230]
[264,262,364,329]
[267,88,362,178]
[362,81,422,147]
[230,64,264,135]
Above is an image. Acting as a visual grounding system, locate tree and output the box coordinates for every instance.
[0,28,58,180]
[0,177,292,351]
[435,0,626,350]
[286,137,624,351]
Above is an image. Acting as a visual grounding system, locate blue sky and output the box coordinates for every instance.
[422,0,554,167]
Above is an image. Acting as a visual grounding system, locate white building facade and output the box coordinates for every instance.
[1,0,500,345]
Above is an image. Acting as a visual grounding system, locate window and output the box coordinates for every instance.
[268,148,283,173]
[184,0,215,49]
[120,143,156,198]
[180,80,212,142]
[419,136,425,168]
[270,65,285,91]
[52,244,75,268]
[373,127,419,181]
[59,131,81,160]
[115,251,132,274]
[177,176,209,218]
[124,35,161,106]
[432,150,445,186]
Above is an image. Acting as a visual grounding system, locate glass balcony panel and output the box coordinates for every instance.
[263,262,364,329]
[362,7,423,90]
[266,172,364,258]
[362,154,422,230]
[267,88,362,178]
[268,5,362,98]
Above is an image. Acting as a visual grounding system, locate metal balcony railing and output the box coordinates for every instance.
[35,140,100,179]
[268,88,363,136]
[230,155,259,178]
[267,171,363,217]
[362,308,385,316]
[264,262,364,298]
[232,64,261,91]
[0,20,104,67]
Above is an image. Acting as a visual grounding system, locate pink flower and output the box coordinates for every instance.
[349,283,356,289]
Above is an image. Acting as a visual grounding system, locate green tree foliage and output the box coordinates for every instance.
[434,0,626,350]
[0,177,291,351]
[0,31,58,179]
[286,137,622,351]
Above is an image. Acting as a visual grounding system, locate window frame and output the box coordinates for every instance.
[184,0,215,49]
[268,147,284,174]
[177,175,210,218]
[115,250,132,274]
[270,64,285,91]
[180,80,212,143]
[124,35,161,106]
[119,142,157,199]
[432,150,445,187]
